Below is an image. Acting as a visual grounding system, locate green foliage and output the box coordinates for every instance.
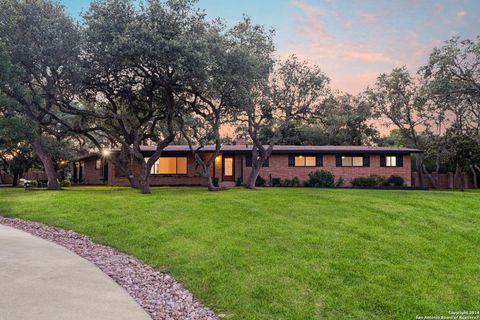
[386,175,405,187]
[30,180,39,188]
[351,174,387,187]
[282,178,291,187]
[255,175,266,187]
[291,176,301,187]
[307,170,335,187]
[60,180,71,187]
[271,177,282,187]
[258,93,380,147]
[335,176,345,187]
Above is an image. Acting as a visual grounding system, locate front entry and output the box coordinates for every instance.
[222,155,235,181]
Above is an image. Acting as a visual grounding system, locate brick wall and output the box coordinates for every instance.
[107,154,209,186]
[82,158,105,185]
[243,154,412,186]
[81,153,412,187]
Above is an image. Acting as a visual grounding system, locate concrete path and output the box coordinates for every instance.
[0,225,151,320]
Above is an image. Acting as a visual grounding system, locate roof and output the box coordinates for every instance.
[73,145,421,160]
[139,144,422,154]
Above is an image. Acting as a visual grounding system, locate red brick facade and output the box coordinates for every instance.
[76,151,412,187]
[245,154,411,186]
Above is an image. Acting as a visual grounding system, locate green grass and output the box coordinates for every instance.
[0,186,479,319]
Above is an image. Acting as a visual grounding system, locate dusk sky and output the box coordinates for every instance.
[59,0,480,94]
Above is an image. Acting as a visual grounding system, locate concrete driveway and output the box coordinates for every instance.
[0,224,151,320]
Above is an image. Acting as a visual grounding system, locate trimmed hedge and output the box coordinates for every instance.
[306,170,335,187]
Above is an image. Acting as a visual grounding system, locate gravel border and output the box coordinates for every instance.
[0,216,218,320]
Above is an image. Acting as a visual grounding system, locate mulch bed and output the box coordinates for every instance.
[0,216,218,320]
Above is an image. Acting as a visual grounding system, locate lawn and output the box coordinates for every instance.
[0,186,479,319]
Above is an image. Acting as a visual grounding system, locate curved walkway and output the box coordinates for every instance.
[0,224,151,320]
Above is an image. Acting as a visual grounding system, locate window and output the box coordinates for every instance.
[95,159,101,169]
[148,157,187,175]
[381,155,402,167]
[289,155,322,167]
[341,156,363,167]
[294,155,316,167]
[386,156,397,167]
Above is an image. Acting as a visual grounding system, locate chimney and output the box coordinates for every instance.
[233,136,246,146]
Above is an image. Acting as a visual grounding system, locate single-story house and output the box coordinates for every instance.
[73,141,421,187]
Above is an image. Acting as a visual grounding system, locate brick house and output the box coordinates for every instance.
[73,142,420,187]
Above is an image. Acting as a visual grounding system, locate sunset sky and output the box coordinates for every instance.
[60,0,480,94]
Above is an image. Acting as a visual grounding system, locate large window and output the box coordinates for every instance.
[294,155,316,167]
[341,156,363,167]
[95,159,101,169]
[386,156,397,167]
[148,157,187,175]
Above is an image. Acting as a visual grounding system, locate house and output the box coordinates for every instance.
[73,141,421,187]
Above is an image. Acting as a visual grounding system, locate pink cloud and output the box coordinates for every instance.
[357,11,377,25]
[433,4,444,14]
[343,51,394,63]
[290,0,396,64]
[456,9,466,17]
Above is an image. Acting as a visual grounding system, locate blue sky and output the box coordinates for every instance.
[58,0,480,94]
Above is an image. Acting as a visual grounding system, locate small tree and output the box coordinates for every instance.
[419,36,480,188]
[242,56,329,189]
[367,67,433,187]
[180,18,274,191]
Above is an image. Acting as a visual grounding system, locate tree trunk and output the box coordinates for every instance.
[246,163,261,189]
[470,165,478,189]
[31,139,60,190]
[422,164,438,189]
[205,169,217,191]
[12,170,21,187]
[127,175,140,189]
[454,164,464,191]
[110,148,141,189]
[415,153,424,187]
[138,159,151,194]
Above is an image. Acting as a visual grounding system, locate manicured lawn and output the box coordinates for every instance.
[0,187,479,319]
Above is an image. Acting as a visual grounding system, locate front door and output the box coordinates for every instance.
[102,162,109,184]
[222,155,235,181]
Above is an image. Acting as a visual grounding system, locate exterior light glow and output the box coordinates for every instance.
[102,149,110,157]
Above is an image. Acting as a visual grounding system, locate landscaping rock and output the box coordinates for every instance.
[0,216,218,320]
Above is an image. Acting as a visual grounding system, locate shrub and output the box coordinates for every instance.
[271,177,282,187]
[30,180,39,188]
[60,180,71,187]
[386,175,405,187]
[255,175,266,187]
[291,176,301,187]
[307,170,335,187]
[351,174,387,187]
[282,178,292,187]
[335,176,345,187]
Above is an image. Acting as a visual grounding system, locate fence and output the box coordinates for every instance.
[412,172,478,189]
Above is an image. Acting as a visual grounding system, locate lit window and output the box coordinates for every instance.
[341,156,363,167]
[95,159,101,169]
[295,155,316,167]
[386,156,397,167]
[148,157,187,175]
[177,157,187,174]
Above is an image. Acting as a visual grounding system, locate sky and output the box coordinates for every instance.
[58,0,480,94]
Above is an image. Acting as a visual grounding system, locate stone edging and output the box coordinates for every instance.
[0,216,218,320]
